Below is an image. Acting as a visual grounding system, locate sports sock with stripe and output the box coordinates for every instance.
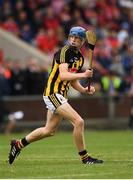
[16,138,29,149]
[79,150,89,163]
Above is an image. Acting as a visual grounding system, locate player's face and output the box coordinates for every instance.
[68,35,85,49]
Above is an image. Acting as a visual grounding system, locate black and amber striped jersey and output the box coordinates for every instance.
[44,45,84,98]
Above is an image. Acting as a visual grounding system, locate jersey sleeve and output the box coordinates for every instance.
[55,46,70,64]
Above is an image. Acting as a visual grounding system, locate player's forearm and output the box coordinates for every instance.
[60,72,85,81]
[71,80,85,93]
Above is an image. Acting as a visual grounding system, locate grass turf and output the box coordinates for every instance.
[0,130,133,179]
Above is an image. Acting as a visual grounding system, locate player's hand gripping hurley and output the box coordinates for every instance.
[86,30,97,91]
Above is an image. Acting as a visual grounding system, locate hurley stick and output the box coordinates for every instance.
[86,30,97,91]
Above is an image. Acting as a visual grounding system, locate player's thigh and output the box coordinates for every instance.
[45,110,62,131]
[56,102,83,125]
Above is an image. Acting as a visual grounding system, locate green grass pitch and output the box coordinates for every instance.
[0,130,133,179]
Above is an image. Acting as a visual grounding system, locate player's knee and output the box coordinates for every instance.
[44,126,57,137]
[49,130,56,136]
[48,129,56,136]
[75,117,84,129]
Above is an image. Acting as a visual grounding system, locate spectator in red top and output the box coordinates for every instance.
[35,28,47,51]
[2,60,12,80]
[3,15,19,36]
[35,28,58,53]
[96,0,121,29]
[106,30,120,49]
[43,6,60,30]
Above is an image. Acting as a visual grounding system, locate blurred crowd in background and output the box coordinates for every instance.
[0,0,133,97]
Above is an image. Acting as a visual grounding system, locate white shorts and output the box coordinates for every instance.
[43,93,67,113]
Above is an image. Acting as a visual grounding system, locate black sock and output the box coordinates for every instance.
[21,138,29,146]
[17,138,29,149]
[79,150,89,163]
